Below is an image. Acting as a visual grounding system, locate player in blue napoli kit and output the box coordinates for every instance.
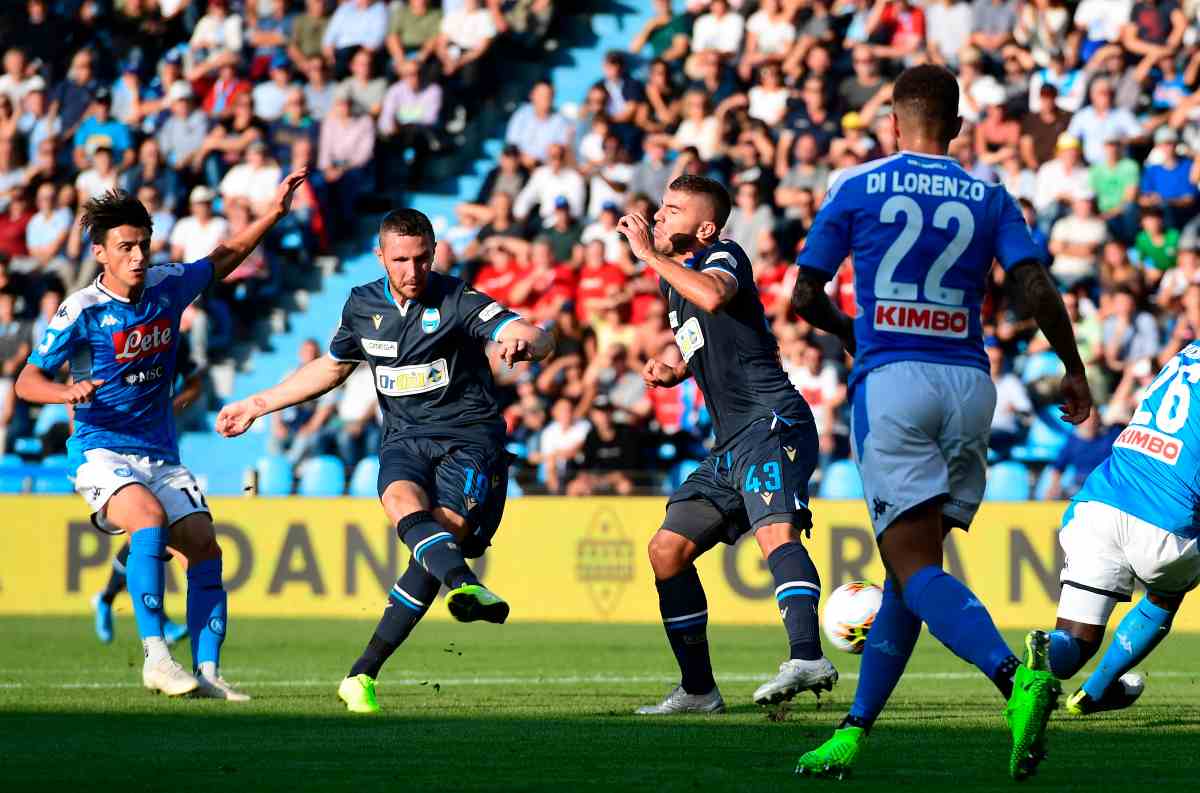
[789,66,1092,780]
[1030,343,1200,717]
[16,172,309,699]
[617,176,834,716]
[216,209,554,714]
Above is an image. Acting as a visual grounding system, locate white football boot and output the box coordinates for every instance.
[753,657,838,705]
[636,685,726,715]
[142,656,200,696]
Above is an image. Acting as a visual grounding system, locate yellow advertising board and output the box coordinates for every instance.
[0,496,1187,629]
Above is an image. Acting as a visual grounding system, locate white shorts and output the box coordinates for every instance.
[1058,500,1200,624]
[851,361,995,536]
[75,449,210,534]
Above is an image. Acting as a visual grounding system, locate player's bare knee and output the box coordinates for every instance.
[753,521,800,557]
[647,530,691,579]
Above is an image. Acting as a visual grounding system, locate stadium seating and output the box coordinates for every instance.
[985,462,1032,502]
[298,455,347,497]
[1012,415,1070,463]
[349,458,381,499]
[819,460,864,500]
[255,456,295,497]
[0,454,26,494]
[32,455,73,494]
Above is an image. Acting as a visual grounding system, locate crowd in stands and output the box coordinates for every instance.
[8,1,1200,498]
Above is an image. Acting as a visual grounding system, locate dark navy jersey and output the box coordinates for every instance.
[662,239,814,448]
[329,272,521,444]
[28,260,213,465]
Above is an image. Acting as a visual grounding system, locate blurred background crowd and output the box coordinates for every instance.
[3,0,1199,499]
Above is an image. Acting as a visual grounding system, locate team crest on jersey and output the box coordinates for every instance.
[421,307,441,334]
[674,317,705,362]
[372,314,383,329]
[100,314,119,328]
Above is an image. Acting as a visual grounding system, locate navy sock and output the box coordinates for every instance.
[657,566,715,695]
[1048,629,1090,679]
[1082,597,1173,700]
[767,542,822,660]
[350,559,441,679]
[848,579,921,727]
[101,542,130,604]
[187,558,227,671]
[127,527,167,640]
[902,565,1019,698]
[397,511,478,589]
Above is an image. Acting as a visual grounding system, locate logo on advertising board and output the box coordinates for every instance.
[575,508,634,616]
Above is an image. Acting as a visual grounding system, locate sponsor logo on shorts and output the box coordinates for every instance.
[784,446,797,462]
[124,365,165,386]
[478,302,505,322]
[421,307,441,333]
[361,338,398,357]
[142,594,161,610]
[759,491,774,506]
[113,318,173,362]
[1114,425,1182,465]
[873,300,969,338]
[375,359,449,396]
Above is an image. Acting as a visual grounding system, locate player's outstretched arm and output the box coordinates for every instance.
[494,318,555,367]
[216,354,356,437]
[790,271,856,356]
[208,167,309,280]
[14,366,103,405]
[1010,260,1093,424]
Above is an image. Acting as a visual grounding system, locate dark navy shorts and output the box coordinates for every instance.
[378,435,512,558]
[665,418,818,547]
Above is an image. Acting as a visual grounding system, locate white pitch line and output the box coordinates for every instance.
[0,670,1195,691]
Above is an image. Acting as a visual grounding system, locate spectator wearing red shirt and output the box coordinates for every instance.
[526,237,578,321]
[866,0,926,63]
[751,228,790,317]
[201,55,253,120]
[575,239,628,324]
[0,191,33,259]
[473,240,532,310]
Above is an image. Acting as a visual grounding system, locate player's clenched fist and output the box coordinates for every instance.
[216,398,263,437]
[63,379,104,405]
[497,337,531,367]
[617,213,654,260]
[642,357,683,388]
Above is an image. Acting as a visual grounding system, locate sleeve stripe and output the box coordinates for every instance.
[328,352,366,363]
[489,315,519,342]
[702,264,739,281]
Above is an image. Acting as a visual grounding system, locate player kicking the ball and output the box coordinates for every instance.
[16,170,309,699]
[791,65,1091,780]
[216,209,553,714]
[620,176,836,716]
[1029,343,1200,718]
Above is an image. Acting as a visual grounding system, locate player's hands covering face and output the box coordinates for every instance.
[617,213,655,260]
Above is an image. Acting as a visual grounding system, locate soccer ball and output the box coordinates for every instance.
[823,581,883,654]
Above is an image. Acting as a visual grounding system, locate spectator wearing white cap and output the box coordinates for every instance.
[1034,133,1091,223]
[156,81,208,172]
[170,186,230,263]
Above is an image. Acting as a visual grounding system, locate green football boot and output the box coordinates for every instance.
[1006,631,1061,781]
[446,583,510,624]
[795,725,867,780]
[338,674,381,714]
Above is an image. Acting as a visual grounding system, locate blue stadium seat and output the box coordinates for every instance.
[507,477,524,499]
[255,456,294,496]
[1011,416,1069,463]
[348,458,380,498]
[986,462,1032,501]
[819,459,864,499]
[0,454,27,494]
[33,403,70,436]
[1020,351,1064,385]
[33,455,74,494]
[298,455,345,497]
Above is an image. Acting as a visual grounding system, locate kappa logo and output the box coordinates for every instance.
[871,640,904,657]
[142,594,161,610]
[55,305,69,319]
[872,497,891,520]
[1117,632,1132,653]
[100,314,119,328]
[759,491,774,506]
[784,446,797,462]
[421,307,441,333]
[372,313,383,330]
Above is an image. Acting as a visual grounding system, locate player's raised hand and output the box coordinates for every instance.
[216,398,262,438]
[272,167,310,217]
[497,337,531,368]
[1058,371,1094,425]
[617,213,654,260]
[63,379,103,405]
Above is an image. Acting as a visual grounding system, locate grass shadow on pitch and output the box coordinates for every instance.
[0,708,1191,793]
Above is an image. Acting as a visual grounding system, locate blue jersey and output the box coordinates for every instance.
[796,152,1041,389]
[27,260,213,465]
[1074,343,1200,539]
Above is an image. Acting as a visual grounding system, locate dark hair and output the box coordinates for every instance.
[378,207,435,245]
[892,64,960,144]
[668,175,732,233]
[81,189,152,245]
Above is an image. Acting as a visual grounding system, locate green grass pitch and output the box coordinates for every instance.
[2,616,1198,791]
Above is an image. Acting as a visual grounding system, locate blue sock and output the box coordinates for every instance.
[1048,629,1088,678]
[398,511,479,589]
[902,566,1019,696]
[848,579,921,727]
[767,542,822,660]
[126,527,167,641]
[1082,597,1173,700]
[187,558,228,671]
[657,566,715,695]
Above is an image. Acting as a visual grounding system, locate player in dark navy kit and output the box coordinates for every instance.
[616,176,837,715]
[216,209,553,713]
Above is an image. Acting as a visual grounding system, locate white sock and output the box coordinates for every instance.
[198,661,217,680]
[142,637,170,665]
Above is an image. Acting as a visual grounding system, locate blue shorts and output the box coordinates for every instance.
[666,418,818,546]
[378,435,511,558]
